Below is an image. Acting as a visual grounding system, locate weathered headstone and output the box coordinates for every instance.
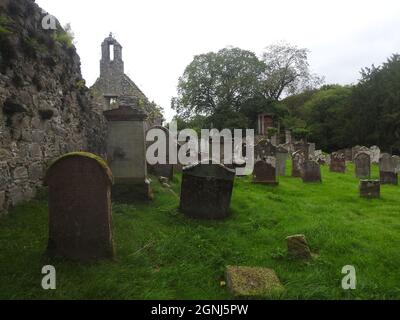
[301,160,322,183]
[104,96,152,201]
[252,158,279,185]
[291,150,305,177]
[255,139,276,160]
[330,152,346,173]
[276,146,288,176]
[308,143,316,160]
[359,180,380,199]
[352,145,362,161]
[293,141,309,159]
[354,152,371,179]
[225,266,284,298]
[180,162,235,219]
[45,152,114,262]
[392,155,400,173]
[379,153,398,185]
[286,234,312,259]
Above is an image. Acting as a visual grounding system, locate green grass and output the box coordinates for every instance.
[1,162,400,300]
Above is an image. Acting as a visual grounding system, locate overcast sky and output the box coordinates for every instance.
[36,0,400,121]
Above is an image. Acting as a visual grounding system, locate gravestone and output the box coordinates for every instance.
[352,145,362,161]
[292,150,305,177]
[354,152,371,179]
[255,139,276,160]
[370,146,381,164]
[286,234,312,260]
[276,146,288,176]
[252,158,279,185]
[301,160,322,183]
[255,139,276,161]
[359,180,380,199]
[104,96,152,201]
[392,155,400,173]
[379,153,398,185]
[180,162,235,219]
[330,152,346,173]
[45,152,114,262]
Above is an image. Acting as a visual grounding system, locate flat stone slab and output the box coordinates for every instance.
[225,266,284,298]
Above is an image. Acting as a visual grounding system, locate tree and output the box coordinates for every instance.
[348,54,400,152]
[172,47,265,129]
[260,41,324,101]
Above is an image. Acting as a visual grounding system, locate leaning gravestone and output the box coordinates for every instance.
[104,96,152,200]
[354,152,371,179]
[330,152,346,173]
[301,160,322,183]
[379,153,398,185]
[252,157,279,185]
[255,140,276,161]
[45,152,114,262]
[359,180,380,199]
[292,150,305,177]
[180,162,235,219]
[276,146,288,176]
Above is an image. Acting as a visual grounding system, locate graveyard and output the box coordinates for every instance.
[1,161,400,300]
[1,0,400,303]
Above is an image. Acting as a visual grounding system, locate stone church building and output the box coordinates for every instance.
[90,34,163,129]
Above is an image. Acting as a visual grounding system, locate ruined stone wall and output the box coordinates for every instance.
[0,0,107,214]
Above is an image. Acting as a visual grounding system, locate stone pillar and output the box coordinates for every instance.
[104,96,152,201]
[285,130,292,144]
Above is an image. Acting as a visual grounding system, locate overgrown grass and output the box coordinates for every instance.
[1,162,400,300]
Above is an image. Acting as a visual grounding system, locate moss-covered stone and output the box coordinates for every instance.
[225,266,284,298]
[47,152,113,184]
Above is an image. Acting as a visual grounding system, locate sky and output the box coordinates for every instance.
[36,0,400,122]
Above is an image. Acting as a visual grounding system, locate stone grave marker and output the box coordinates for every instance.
[45,152,114,262]
[330,152,346,173]
[255,139,276,161]
[379,153,398,185]
[301,160,322,183]
[276,146,288,176]
[180,162,235,219]
[359,180,380,199]
[354,152,371,179]
[286,234,312,260]
[291,150,305,177]
[252,157,279,185]
[104,96,152,201]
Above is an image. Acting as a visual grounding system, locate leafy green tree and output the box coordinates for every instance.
[348,54,400,151]
[172,47,265,129]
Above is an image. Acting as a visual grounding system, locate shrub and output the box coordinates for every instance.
[53,23,74,49]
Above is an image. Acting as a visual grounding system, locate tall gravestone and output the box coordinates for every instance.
[292,150,305,177]
[180,162,235,219]
[45,152,114,262]
[276,146,288,176]
[330,152,346,173]
[370,146,381,164]
[379,153,398,185]
[392,155,400,173]
[104,96,152,201]
[252,157,279,185]
[354,152,371,179]
[301,160,322,183]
